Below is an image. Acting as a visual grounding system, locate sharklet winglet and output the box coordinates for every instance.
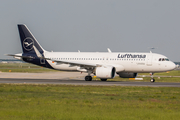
[33,45,43,58]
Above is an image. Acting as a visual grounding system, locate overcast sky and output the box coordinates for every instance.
[1,0,180,61]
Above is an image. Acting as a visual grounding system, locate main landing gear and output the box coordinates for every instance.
[84,71,107,81]
[85,76,107,81]
[101,79,107,81]
[85,71,92,81]
[85,76,92,81]
[150,73,155,83]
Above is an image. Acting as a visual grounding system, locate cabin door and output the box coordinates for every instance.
[146,55,153,66]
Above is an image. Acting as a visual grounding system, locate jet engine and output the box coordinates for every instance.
[95,66,116,79]
[117,72,137,78]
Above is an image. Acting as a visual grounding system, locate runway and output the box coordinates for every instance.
[0,72,180,87]
[0,78,180,87]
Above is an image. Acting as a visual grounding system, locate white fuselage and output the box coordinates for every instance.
[44,51,175,73]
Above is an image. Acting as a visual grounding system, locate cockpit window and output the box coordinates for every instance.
[159,58,169,61]
[165,58,169,61]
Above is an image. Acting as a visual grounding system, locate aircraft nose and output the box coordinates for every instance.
[168,62,176,70]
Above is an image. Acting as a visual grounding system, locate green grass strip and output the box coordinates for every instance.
[0,84,180,120]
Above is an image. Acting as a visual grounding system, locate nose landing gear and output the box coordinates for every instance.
[150,78,155,83]
[150,73,155,83]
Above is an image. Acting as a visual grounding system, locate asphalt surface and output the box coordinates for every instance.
[0,72,180,87]
[0,78,180,87]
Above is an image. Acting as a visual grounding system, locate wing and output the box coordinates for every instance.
[48,59,101,69]
[47,58,124,72]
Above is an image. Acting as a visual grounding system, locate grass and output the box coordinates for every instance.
[0,68,56,73]
[0,63,40,68]
[0,63,57,72]
[0,63,179,119]
[0,84,180,120]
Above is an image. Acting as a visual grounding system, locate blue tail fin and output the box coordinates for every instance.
[18,24,45,54]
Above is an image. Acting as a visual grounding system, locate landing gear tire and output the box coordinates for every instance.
[150,78,155,83]
[150,73,155,83]
[101,79,107,81]
[85,76,92,81]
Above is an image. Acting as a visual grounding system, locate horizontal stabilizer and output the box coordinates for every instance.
[5,54,33,59]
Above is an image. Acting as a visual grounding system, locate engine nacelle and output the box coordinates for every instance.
[95,66,116,79]
[118,72,137,78]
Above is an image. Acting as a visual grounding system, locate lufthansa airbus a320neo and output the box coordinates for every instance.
[7,24,176,82]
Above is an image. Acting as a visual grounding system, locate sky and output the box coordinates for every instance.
[1,0,180,61]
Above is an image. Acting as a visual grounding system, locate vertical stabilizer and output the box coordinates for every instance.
[18,24,45,54]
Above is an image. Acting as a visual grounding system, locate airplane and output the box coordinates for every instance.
[7,24,176,83]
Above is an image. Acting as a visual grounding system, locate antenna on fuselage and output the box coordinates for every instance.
[148,47,158,53]
[148,47,158,50]
[107,48,112,53]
